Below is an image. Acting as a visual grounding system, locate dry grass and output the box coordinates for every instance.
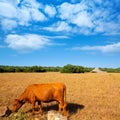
[0,72,120,120]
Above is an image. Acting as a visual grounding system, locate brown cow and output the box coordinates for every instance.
[10,83,67,116]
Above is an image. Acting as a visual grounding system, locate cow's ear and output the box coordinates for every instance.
[15,99,19,101]
[15,99,21,102]
[14,99,24,104]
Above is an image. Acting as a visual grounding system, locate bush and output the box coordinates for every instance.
[61,64,85,73]
[0,66,4,72]
[100,68,120,73]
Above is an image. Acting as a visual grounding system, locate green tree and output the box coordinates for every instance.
[61,64,85,73]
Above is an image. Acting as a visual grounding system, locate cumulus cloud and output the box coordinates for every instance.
[0,0,120,35]
[17,7,31,26]
[19,0,46,22]
[0,0,46,30]
[72,11,93,27]
[44,5,56,17]
[72,42,120,53]
[5,34,50,52]
[2,0,21,6]
[0,1,17,18]
[57,1,120,35]
[1,19,17,30]
[31,8,46,21]
[44,21,72,32]
[21,0,41,8]
[58,2,87,19]
[58,2,93,28]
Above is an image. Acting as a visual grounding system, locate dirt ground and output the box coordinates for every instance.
[0,72,120,120]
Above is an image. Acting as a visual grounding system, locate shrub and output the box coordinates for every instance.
[61,64,85,73]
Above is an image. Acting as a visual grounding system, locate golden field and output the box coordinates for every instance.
[0,72,120,120]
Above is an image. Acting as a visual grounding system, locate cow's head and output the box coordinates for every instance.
[11,99,24,112]
[4,106,12,117]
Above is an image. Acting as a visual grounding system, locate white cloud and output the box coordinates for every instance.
[44,21,72,32]
[31,8,46,21]
[1,0,21,6]
[0,1,17,18]
[72,42,120,53]
[72,11,93,27]
[44,5,56,17]
[1,19,17,30]
[0,0,120,35]
[19,0,46,22]
[17,7,46,26]
[17,1,46,25]
[57,1,120,35]
[5,34,50,52]
[0,0,46,30]
[58,2,92,28]
[58,2,87,20]
[21,0,42,9]
[17,7,31,26]
[104,22,120,35]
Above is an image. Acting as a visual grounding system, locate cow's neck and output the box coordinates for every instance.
[18,91,26,102]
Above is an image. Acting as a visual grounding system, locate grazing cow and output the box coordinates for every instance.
[11,83,67,116]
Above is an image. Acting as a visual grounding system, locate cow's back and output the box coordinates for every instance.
[27,83,66,102]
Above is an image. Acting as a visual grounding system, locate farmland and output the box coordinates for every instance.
[0,72,120,120]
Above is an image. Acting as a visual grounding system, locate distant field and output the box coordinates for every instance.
[0,72,120,120]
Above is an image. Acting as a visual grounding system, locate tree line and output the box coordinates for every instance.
[0,65,60,73]
[0,65,120,73]
[0,64,93,73]
[100,67,120,73]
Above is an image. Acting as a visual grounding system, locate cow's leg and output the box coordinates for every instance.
[63,102,67,116]
[59,101,67,116]
[58,101,64,113]
[38,101,43,115]
[32,102,35,115]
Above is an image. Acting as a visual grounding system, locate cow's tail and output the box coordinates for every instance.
[63,84,67,116]
[64,84,66,103]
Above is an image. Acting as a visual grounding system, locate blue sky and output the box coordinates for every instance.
[0,0,120,67]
